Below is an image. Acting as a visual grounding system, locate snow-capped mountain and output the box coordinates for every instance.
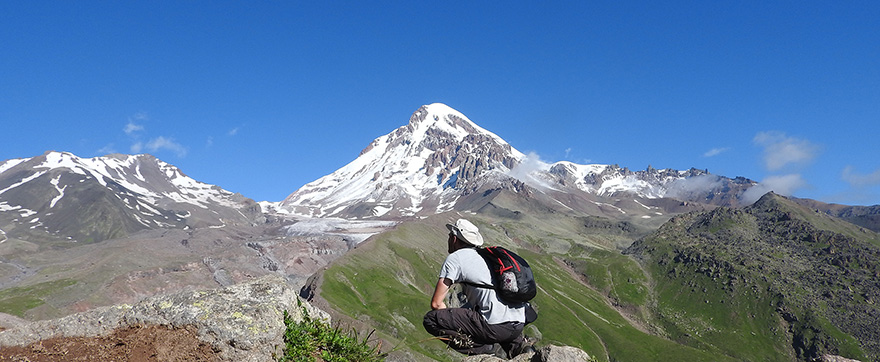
[0,151,261,243]
[278,103,756,219]
[279,103,525,218]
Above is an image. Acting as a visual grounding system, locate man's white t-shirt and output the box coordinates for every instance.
[439,248,526,325]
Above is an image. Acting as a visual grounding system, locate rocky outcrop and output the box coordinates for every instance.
[0,274,327,362]
[462,345,593,362]
[821,354,863,362]
[0,267,595,362]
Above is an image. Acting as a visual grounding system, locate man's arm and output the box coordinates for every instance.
[430,277,453,310]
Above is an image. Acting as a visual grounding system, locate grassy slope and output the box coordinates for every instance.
[319,211,734,361]
[627,194,877,361]
[0,279,77,317]
[319,193,880,361]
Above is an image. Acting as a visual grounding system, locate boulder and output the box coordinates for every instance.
[0,274,327,362]
[462,345,592,362]
[534,345,594,361]
[821,355,863,362]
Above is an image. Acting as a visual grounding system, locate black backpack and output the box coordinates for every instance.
[473,246,537,304]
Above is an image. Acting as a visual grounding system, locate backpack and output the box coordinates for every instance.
[473,246,537,304]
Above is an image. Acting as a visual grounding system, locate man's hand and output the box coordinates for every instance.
[430,277,453,310]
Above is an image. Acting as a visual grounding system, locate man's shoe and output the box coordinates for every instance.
[491,343,508,359]
[508,339,537,359]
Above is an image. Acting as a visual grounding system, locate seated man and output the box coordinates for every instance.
[423,219,532,358]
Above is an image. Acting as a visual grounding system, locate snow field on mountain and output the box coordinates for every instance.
[281,103,529,218]
[0,159,26,175]
[34,152,245,210]
[0,171,45,196]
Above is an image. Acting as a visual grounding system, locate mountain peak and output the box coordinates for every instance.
[281,104,525,218]
[402,104,511,148]
[279,104,759,219]
[0,151,260,243]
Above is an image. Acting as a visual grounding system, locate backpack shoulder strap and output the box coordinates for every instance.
[462,247,494,289]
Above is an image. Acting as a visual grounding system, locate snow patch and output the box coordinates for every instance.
[590,200,625,214]
[19,209,37,217]
[49,175,67,208]
[598,175,664,198]
[633,199,655,210]
[137,200,162,215]
[436,196,458,213]
[132,213,151,227]
[0,202,22,212]
[134,163,146,182]
[0,171,46,195]
[372,205,392,217]
[0,158,27,175]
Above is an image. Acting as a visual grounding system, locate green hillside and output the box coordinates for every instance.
[316,192,880,361]
[627,193,880,361]
[317,205,732,361]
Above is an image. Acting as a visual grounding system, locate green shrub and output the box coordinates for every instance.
[277,307,384,362]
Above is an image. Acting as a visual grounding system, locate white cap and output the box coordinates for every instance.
[445,219,484,246]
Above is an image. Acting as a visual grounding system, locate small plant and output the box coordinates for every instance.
[278,306,384,362]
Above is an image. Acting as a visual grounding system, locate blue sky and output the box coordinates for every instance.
[2,1,878,205]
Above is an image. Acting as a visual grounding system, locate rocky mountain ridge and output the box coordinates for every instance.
[792,197,880,233]
[0,151,262,244]
[276,103,759,220]
[626,192,880,361]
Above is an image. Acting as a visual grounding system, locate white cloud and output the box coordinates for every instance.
[145,136,187,157]
[753,131,819,171]
[703,147,730,157]
[130,141,143,154]
[740,174,807,204]
[665,174,725,199]
[124,113,148,135]
[124,121,144,135]
[842,166,880,187]
[506,152,554,190]
[228,127,240,136]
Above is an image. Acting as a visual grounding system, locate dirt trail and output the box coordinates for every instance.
[0,325,220,362]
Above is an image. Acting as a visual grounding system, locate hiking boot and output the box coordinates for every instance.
[491,343,508,359]
[507,337,537,359]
